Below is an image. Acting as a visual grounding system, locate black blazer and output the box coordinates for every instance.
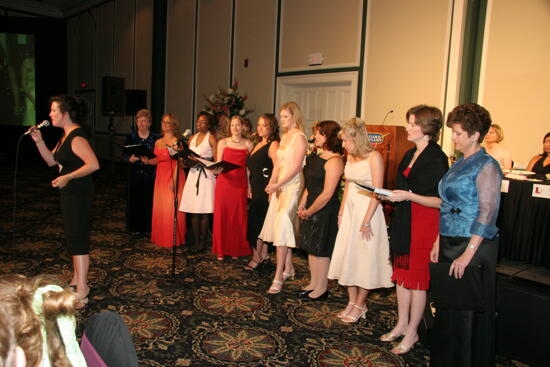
[390,142,449,256]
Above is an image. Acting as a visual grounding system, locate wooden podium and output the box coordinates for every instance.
[367,125,414,189]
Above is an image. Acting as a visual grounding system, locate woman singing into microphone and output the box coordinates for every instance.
[30,95,99,308]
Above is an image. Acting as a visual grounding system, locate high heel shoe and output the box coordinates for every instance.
[74,289,91,309]
[336,302,355,319]
[304,289,329,302]
[341,304,368,323]
[244,254,270,271]
[298,289,313,298]
[267,280,283,294]
[244,259,261,271]
[391,335,418,355]
[380,330,406,342]
[283,271,295,281]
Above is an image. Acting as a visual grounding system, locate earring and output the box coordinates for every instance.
[423,135,429,141]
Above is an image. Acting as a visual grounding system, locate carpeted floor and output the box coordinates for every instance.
[0,163,526,366]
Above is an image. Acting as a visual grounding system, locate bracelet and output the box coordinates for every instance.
[468,244,478,250]
[362,223,371,228]
[36,140,45,146]
[68,173,74,180]
[337,213,343,217]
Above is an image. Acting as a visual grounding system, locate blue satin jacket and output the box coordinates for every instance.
[439,148,502,239]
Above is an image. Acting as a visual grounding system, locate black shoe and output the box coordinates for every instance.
[189,244,205,254]
[303,290,329,301]
[298,289,312,298]
[244,259,262,271]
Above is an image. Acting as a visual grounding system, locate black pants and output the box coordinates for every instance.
[84,311,138,367]
[430,235,498,367]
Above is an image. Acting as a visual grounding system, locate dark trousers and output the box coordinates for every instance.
[84,311,138,367]
[430,235,498,367]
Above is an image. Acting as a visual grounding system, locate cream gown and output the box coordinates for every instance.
[258,132,306,248]
[328,157,394,290]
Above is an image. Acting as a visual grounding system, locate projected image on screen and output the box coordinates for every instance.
[0,32,35,126]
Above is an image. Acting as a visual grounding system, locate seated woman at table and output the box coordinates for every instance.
[430,103,502,367]
[483,123,512,170]
[526,131,550,176]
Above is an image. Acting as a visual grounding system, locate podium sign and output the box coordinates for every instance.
[367,125,414,189]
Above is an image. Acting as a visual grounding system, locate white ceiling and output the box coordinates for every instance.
[0,0,105,18]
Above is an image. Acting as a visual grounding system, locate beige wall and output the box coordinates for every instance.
[66,0,154,158]
[480,0,550,167]
[166,0,196,131]
[194,0,233,123]
[279,0,362,71]
[62,0,549,163]
[362,0,452,127]
[233,0,277,123]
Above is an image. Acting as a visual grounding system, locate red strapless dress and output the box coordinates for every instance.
[151,147,186,247]
[212,147,252,257]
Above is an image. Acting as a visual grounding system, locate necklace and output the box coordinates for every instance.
[230,137,242,144]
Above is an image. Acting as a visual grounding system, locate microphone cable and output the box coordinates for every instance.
[12,133,26,239]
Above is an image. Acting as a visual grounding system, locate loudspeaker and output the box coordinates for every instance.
[125,89,147,116]
[102,76,125,116]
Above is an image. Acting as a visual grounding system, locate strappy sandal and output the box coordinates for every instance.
[391,334,418,355]
[336,302,355,319]
[341,304,368,323]
[267,280,283,294]
[380,330,406,342]
[74,289,90,309]
[283,271,295,281]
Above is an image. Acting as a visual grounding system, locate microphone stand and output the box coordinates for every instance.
[158,143,188,290]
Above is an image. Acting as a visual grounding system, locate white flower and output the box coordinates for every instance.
[208,94,215,102]
[239,109,246,116]
[227,88,234,94]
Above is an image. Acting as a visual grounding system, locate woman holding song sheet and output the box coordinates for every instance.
[380,105,448,355]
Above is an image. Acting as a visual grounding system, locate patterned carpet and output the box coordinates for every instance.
[0,163,524,367]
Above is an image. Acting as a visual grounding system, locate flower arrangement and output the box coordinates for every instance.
[204,81,253,126]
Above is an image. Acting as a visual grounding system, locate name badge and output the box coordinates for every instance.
[501,180,509,193]
[532,184,550,199]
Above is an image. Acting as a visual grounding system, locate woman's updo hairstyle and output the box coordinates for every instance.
[406,105,443,143]
[317,120,343,154]
[50,95,88,126]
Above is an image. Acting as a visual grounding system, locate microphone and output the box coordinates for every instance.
[181,129,192,140]
[178,129,193,147]
[24,120,50,135]
[381,110,394,125]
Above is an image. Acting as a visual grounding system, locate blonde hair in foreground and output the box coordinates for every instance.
[279,101,304,132]
[0,274,76,367]
[340,117,374,157]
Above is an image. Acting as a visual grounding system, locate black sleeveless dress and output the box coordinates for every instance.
[54,127,94,255]
[246,142,273,249]
[532,154,550,176]
[299,154,341,257]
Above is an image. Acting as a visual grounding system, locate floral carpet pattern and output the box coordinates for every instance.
[0,165,524,366]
